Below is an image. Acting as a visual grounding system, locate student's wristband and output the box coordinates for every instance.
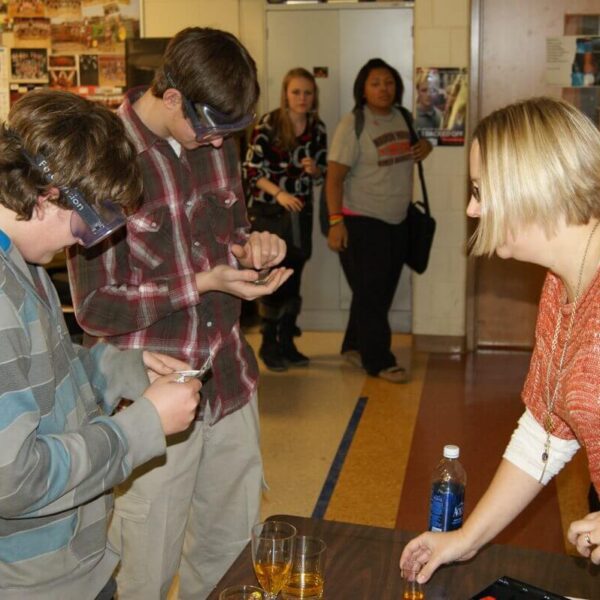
[274,189,283,200]
[329,215,344,226]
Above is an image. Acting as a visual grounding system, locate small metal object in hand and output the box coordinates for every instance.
[174,357,212,383]
[253,268,271,285]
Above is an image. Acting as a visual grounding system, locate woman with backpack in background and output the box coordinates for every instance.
[244,67,327,371]
[326,58,432,383]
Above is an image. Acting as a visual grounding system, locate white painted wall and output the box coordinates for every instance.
[141,0,240,37]
[412,0,469,339]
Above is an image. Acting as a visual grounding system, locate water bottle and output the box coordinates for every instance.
[428,444,466,532]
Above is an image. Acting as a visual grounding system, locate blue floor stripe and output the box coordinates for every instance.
[312,396,368,519]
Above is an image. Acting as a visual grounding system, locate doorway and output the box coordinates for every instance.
[265,3,414,332]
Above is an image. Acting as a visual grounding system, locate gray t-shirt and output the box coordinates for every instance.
[328,106,414,225]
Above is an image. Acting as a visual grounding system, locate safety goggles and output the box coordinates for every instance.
[23,152,127,248]
[165,73,255,142]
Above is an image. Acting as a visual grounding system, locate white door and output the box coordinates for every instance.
[266,5,414,331]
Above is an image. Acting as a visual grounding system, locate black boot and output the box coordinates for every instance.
[279,313,309,366]
[259,319,287,372]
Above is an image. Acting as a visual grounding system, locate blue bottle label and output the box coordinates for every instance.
[429,481,465,532]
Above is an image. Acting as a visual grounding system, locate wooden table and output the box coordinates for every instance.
[207,515,599,600]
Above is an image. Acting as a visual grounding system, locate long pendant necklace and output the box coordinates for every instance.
[539,220,600,483]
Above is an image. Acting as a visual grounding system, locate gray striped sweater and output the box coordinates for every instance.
[0,234,166,599]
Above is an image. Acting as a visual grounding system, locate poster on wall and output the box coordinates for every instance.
[49,53,78,87]
[49,0,139,54]
[79,53,98,85]
[562,87,600,127]
[10,47,48,82]
[8,0,46,18]
[13,17,51,47]
[561,15,600,129]
[546,36,600,87]
[414,67,467,146]
[47,1,83,20]
[565,14,600,35]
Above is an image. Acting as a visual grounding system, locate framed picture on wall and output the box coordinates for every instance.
[10,47,48,83]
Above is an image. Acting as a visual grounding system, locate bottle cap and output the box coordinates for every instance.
[443,444,460,459]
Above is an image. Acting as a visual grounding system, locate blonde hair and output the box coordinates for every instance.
[272,67,319,151]
[471,97,600,256]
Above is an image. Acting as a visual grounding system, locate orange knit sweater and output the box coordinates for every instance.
[523,268,600,492]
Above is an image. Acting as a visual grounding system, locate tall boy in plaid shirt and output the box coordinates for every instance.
[67,28,291,599]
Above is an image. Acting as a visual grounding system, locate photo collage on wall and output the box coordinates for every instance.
[0,0,139,118]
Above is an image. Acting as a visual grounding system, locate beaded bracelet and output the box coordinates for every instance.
[274,189,283,200]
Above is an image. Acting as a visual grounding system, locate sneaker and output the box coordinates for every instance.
[342,350,363,369]
[378,365,408,384]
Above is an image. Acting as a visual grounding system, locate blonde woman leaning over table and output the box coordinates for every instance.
[400,97,600,583]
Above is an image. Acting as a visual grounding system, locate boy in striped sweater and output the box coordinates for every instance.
[0,89,201,600]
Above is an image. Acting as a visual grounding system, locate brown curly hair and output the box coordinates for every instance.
[0,89,142,220]
[152,27,259,120]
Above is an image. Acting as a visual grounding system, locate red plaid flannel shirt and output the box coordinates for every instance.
[67,87,258,424]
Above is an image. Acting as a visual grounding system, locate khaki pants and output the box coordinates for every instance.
[108,394,262,600]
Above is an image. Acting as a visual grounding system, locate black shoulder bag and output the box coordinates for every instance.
[399,107,436,274]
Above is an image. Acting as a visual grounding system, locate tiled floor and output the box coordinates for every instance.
[250,332,587,552]
[167,331,589,598]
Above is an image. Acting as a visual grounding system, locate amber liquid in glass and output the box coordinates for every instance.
[403,591,425,600]
[254,561,292,595]
[282,571,324,598]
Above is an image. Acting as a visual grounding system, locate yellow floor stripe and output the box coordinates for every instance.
[325,344,427,528]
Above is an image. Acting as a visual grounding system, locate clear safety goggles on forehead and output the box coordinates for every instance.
[165,73,255,142]
[23,152,127,248]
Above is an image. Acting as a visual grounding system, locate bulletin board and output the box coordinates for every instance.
[561,14,600,128]
[0,0,140,121]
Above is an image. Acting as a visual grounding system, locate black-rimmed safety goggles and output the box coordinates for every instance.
[23,152,126,248]
[165,73,255,142]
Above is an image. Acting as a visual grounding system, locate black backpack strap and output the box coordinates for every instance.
[353,108,365,139]
[399,106,419,145]
[399,106,430,216]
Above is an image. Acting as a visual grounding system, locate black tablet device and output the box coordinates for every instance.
[470,575,568,600]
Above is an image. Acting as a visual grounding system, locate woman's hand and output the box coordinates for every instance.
[275,190,304,212]
[411,139,433,162]
[399,529,477,584]
[327,221,348,252]
[301,157,320,177]
[567,511,600,563]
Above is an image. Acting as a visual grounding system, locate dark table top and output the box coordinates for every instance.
[207,515,599,600]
